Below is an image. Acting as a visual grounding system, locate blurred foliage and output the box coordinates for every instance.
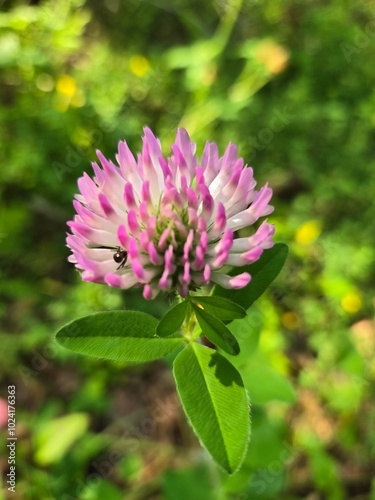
[1,0,375,498]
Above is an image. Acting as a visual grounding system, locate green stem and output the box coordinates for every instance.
[180,298,195,342]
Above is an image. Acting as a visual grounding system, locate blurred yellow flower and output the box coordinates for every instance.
[254,41,289,74]
[129,55,150,77]
[341,293,362,314]
[56,75,77,97]
[295,220,322,245]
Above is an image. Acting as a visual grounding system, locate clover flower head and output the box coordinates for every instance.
[67,127,275,299]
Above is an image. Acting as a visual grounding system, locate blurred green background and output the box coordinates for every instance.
[0,0,375,498]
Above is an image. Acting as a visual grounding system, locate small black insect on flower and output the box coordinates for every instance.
[113,247,128,270]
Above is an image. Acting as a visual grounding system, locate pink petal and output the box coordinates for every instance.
[117,224,129,248]
[183,261,191,284]
[99,193,114,217]
[143,284,159,299]
[210,271,251,289]
[128,210,140,234]
[124,183,137,209]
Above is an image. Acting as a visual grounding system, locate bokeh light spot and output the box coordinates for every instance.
[282,311,300,330]
[36,73,54,92]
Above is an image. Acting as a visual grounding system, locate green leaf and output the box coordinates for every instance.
[34,413,89,466]
[163,465,217,500]
[227,307,262,362]
[173,343,250,474]
[192,296,246,321]
[213,243,289,310]
[192,304,240,356]
[157,300,188,337]
[241,354,296,404]
[80,480,124,500]
[55,311,185,363]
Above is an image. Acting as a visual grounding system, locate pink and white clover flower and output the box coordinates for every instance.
[67,127,275,299]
